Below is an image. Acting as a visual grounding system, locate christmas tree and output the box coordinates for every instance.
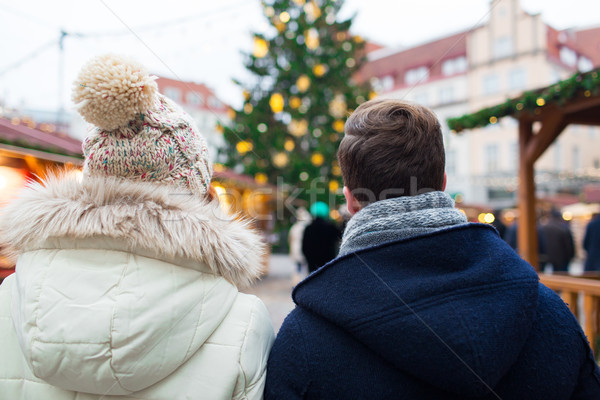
[220,0,371,206]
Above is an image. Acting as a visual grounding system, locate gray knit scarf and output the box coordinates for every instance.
[338,191,468,256]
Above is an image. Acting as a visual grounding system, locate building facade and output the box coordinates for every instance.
[360,0,600,208]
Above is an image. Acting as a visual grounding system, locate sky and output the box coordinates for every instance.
[0,0,599,116]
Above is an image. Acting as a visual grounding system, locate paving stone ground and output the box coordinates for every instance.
[242,254,306,333]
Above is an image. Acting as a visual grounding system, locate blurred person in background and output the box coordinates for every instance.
[302,201,341,274]
[540,208,575,273]
[289,207,311,284]
[584,213,600,272]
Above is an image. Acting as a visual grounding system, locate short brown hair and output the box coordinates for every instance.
[337,99,445,203]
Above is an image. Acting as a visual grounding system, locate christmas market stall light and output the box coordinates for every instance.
[447,68,600,133]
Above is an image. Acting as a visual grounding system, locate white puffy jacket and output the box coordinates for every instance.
[0,175,275,399]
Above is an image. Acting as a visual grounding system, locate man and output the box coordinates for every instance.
[265,99,600,399]
[540,209,575,272]
[302,201,341,274]
[584,213,600,272]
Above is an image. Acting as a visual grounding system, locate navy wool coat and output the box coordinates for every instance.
[265,224,600,399]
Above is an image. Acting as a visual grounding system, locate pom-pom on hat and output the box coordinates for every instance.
[72,54,212,195]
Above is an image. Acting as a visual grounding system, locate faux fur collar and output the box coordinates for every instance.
[0,173,266,287]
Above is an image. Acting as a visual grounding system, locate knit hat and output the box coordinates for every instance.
[310,201,330,219]
[72,54,212,195]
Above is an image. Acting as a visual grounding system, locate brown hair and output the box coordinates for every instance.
[337,99,445,203]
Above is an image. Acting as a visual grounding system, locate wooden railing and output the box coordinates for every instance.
[539,273,600,355]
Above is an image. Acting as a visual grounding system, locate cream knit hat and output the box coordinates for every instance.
[72,54,212,195]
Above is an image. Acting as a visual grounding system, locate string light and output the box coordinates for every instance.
[536,97,546,107]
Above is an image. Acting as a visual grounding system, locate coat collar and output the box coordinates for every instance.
[0,173,266,287]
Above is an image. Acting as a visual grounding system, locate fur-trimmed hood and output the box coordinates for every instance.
[0,173,266,287]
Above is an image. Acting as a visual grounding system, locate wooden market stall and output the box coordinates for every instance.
[0,116,83,282]
[448,69,600,354]
[448,68,600,268]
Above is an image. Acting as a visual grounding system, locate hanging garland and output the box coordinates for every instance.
[447,68,600,133]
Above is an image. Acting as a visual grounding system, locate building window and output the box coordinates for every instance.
[186,92,204,106]
[508,68,526,91]
[405,66,429,85]
[578,57,593,72]
[381,75,395,91]
[560,47,577,67]
[482,74,500,95]
[493,36,513,59]
[442,56,467,76]
[439,86,455,104]
[485,143,499,173]
[163,87,182,102]
[207,97,222,109]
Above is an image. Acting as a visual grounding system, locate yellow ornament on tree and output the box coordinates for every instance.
[289,96,302,109]
[305,28,320,50]
[296,75,311,92]
[288,119,308,137]
[329,94,347,119]
[279,11,291,23]
[236,141,253,154]
[313,64,328,77]
[243,103,253,114]
[311,152,325,167]
[255,173,269,185]
[272,152,289,168]
[284,138,295,151]
[332,119,345,133]
[329,180,340,192]
[332,164,342,176]
[269,93,284,113]
[304,1,321,22]
[253,37,269,58]
[227,108,236,120]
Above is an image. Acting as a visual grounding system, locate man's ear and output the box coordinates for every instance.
[343,186,362,216]
[443,172,447,191]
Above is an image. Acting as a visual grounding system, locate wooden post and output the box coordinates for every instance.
[561,291,579,317]
[583,294,598,355]
[518,119,538,269]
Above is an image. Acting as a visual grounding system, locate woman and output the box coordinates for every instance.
[0,54,274,399]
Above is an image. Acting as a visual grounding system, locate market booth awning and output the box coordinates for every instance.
[448,68,600,268]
